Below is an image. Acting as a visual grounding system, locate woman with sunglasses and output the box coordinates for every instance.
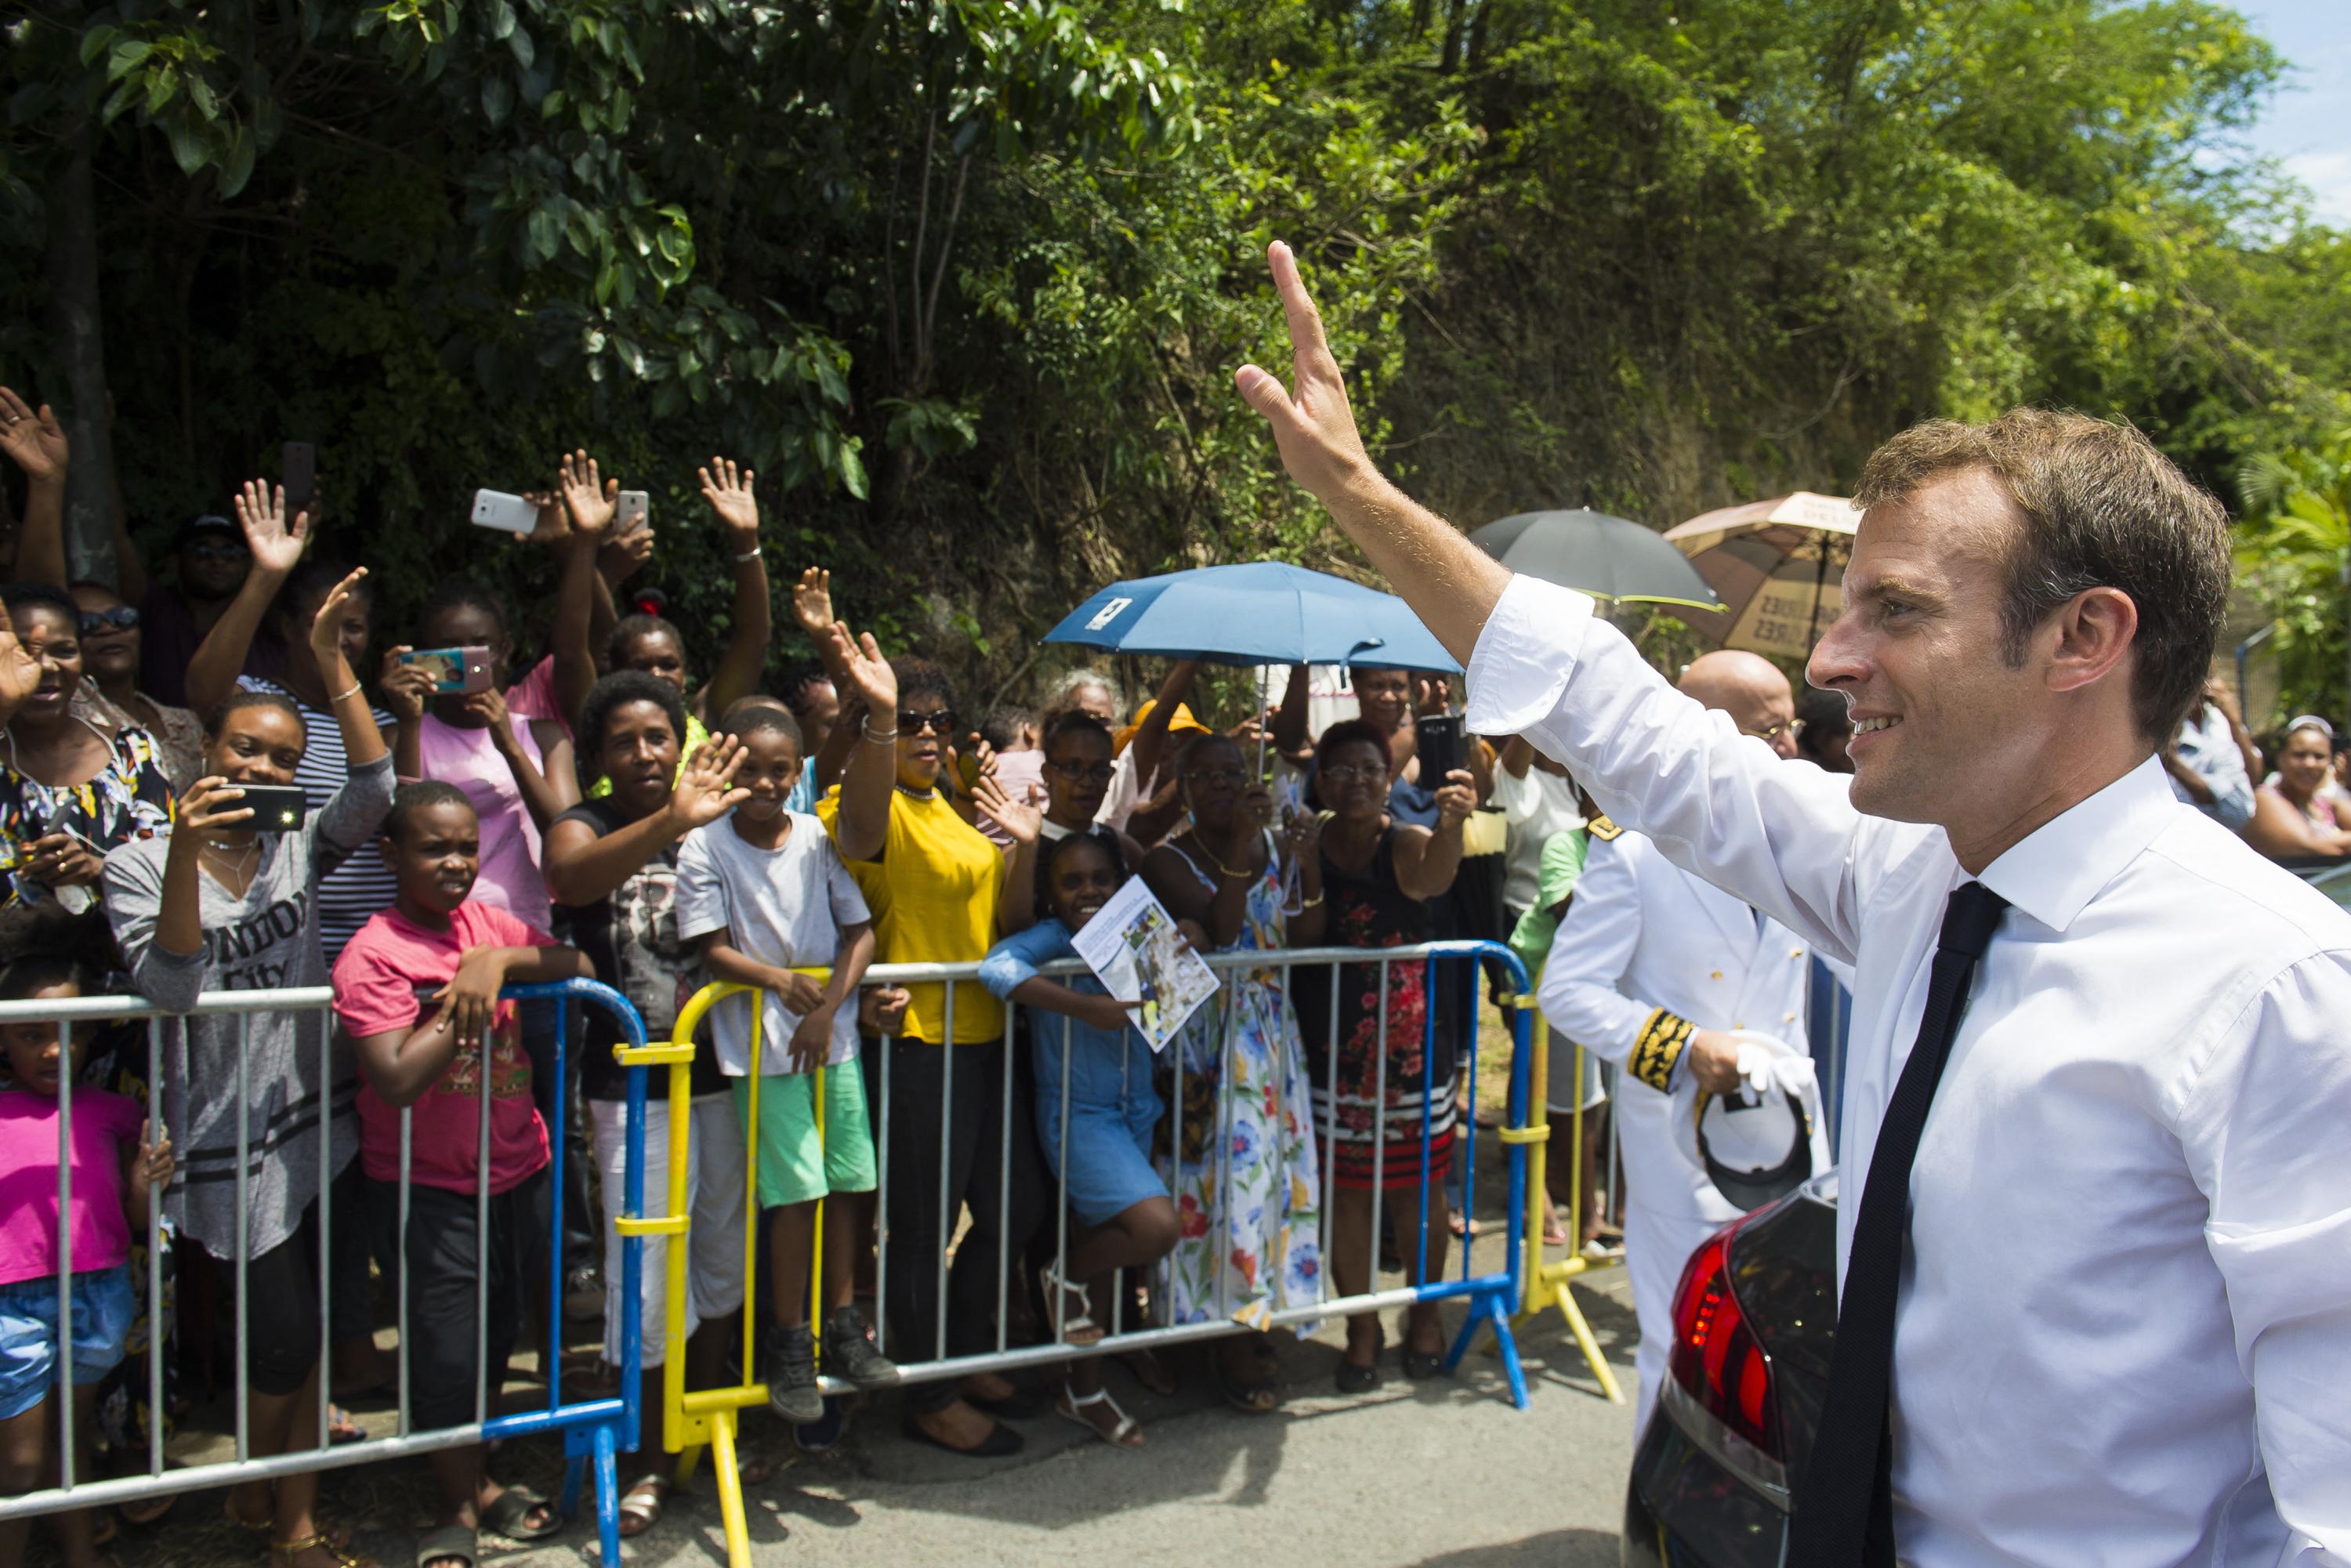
[813,626,1045,1459]
[67,585,202,793]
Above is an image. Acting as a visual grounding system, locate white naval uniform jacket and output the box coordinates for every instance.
[1538,818,1813,1221]
[1466,574,2351,1567]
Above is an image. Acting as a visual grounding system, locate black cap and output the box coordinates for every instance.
[174,513,241,545]
[1694,1086,1814,1213]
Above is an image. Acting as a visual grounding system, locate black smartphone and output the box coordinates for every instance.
[234,785,310,833]
[956,737,984,794]
[1416,712,1463,782]
[282,441,316,517]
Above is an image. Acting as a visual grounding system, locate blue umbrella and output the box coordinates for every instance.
[1041,561,1460,672]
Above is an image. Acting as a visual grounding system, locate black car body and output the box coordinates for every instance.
[1621,1173,1838,1568]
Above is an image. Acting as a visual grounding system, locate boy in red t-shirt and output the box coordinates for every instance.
[335,782,590,1560]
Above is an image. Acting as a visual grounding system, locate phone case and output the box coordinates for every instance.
[470,489,539,534]
[617,491,650,530]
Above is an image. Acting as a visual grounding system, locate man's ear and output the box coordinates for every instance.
[2046,586,2137,699]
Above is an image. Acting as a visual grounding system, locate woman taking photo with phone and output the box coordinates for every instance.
[102,559,393,1568]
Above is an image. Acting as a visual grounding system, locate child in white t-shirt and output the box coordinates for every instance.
[675,704,893,1424]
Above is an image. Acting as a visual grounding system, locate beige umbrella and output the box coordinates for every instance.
[1661,491,1862,660]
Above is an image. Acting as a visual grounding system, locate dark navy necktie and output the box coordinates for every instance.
[1787,880,2009,1566]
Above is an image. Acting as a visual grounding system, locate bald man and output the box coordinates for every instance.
[1537,651,1817,1430]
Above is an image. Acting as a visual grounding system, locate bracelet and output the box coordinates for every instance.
[1298,891,1324,909]
[328,682,363,704]
[862,724,899,745]
[734,545,763,563]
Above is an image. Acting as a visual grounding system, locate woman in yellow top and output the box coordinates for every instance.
[812,624,1044,1460]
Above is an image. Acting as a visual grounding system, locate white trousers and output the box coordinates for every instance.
[1625,1200,1729,1439]
[589,1093,747,1368]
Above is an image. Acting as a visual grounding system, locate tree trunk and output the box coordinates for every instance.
[47,123,120,588]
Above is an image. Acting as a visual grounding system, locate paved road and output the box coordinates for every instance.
[299,1260,1641,1568]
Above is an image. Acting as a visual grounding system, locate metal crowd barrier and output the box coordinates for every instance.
[0,977,652,1568]
[627,940,1538,1568]
[1507,1016,1625,1404]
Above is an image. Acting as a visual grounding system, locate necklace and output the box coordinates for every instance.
[893,783,936,801]
[199,835,260,885]
[1192,834,1262,880]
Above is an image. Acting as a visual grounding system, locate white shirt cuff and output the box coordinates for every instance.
[1465,575,1597,736]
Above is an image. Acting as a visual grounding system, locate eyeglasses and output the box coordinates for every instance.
[898,708,956,735]
[1741,718,1806,744]
[1320,763,1389,784]
[78,607,139,635]
[1184,767,1248,788]
[1048,759,1117,783]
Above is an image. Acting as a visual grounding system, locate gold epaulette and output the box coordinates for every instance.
[1628,1008,1694,1092]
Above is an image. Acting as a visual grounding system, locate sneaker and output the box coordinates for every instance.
[765,1325,822,1424]
[821,1306,899,1389]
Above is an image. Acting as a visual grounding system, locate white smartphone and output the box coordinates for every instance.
[617,491,650,532]
[470,488,540,534]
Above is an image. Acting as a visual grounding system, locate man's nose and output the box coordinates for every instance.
[1807,614,1866,691]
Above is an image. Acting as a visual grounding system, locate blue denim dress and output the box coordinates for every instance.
[980,920,1166,1224]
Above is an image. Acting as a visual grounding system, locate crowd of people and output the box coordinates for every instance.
[0,395,1587,1568]
[5,379,2332,1568]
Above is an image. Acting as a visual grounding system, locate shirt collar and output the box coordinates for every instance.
[1975,753,2177,934]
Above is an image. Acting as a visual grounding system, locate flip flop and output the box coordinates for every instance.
[616,1474,665,1539]
[476,1485,563,1542]
[412,1524,475,1568]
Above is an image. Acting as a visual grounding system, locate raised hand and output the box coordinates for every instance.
[1233,241,1374,505]
[0,599,41,714]
[972,774,1042,846]
[0,387,67,482]
[1434,766,1477,825]
[557,450,618,538]
[599,526,654,588]
[520,491,572,547]
[176,775,257,837]
[666,735,752,831]
[307,566,369,672]
[377,646,433,724]
[698,457,759,540]
[823,621,896,719]
[234,480,310,577]
[792,567,835,640]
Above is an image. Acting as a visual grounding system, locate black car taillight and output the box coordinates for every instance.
[1663,1215,1789,1497]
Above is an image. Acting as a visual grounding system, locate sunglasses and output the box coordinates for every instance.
[1048,759,1117,784]
[898,708,957,735]
[78,607,139,635]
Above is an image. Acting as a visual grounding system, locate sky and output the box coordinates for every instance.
[2225,0,2351,226]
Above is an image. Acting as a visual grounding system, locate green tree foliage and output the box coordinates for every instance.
[2236,430,2351,724]
[2,0,2346,706]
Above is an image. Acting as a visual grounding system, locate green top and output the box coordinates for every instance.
[1507,824,1589,981]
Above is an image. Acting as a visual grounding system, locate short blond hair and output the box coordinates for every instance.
[1854,409,2229,741]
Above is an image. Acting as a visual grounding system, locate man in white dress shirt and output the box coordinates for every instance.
[1541,653,1817,1432]
[1233,241,2350,1565]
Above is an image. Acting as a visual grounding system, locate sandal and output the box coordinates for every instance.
[1056,1382,1143,1449]
[272,1531,378,1568]
[1039,1260,1103,1346]
[328,1405,368,1444]
[616,1474,665,1538]
[1212,1355,1278,1415]
[230,1498,351,1552]
[476,1485,563,1542]
[412,1524,475,1568]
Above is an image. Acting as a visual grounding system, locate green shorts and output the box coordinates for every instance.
[734,1065,878,1208]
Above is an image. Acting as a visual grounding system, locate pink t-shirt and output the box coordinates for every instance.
[504,656,571,737]
[333,903,552,1197]
[0,1088,143,1285]
[416,713,553,935]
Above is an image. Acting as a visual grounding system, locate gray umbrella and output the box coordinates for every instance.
[1467,509,1723,610]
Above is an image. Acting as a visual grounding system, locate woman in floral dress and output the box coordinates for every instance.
[1290,719,1473,1392]
[1141,733,1324,1414]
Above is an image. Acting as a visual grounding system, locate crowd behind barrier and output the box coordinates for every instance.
[0,409,2297,1564]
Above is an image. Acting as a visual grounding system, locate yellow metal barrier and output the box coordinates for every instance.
[610,970,832,1568]
[1506,1008,1625,1405]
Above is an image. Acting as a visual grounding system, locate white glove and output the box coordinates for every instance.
[1730,1032,1815,1099]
